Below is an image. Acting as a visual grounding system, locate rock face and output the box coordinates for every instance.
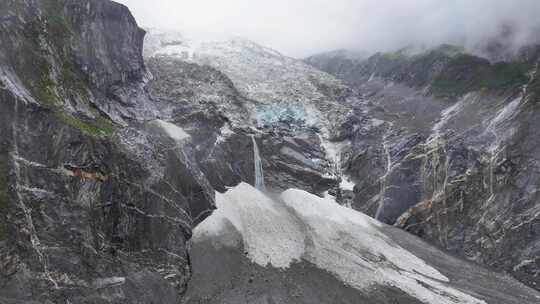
[144,29,356,196]
[306,46,540,290]
[1,1,540,303]
[0,1,214,303]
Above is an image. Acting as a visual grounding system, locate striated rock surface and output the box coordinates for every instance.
[306,46,540,290]
[1,1,540,303]
[0,1,214,303]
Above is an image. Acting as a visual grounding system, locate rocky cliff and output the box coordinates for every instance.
[1,1,540,303]
[306,45,540,290]
[0,1,215,303]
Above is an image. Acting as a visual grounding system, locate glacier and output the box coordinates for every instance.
[192,183,487,304]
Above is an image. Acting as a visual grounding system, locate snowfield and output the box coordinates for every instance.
[194,183,486,304]
[195,183,305,268]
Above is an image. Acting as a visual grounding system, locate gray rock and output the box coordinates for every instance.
[307,46,540,291]
[0,1,214,303]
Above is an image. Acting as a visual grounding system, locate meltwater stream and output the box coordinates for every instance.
[251,135,266,191]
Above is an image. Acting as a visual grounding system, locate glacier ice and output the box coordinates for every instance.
[194,183,486,304]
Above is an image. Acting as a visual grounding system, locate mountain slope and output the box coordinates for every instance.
[144,29,359,197]
[1,1,540,303]
[306,46,540,290]
[0,1,215,303]
[184,183,540,304]
[145,29,355,132]
[144,29,540,301]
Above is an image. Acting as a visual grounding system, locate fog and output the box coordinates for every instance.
[116,0,540,58]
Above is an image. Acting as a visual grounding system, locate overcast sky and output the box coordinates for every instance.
[116,0,540,58]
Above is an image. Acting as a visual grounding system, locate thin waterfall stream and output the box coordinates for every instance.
[251,135,266,191]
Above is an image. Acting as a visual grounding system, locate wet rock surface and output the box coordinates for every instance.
[1,0,540,302]
[0,1,214,303]
[307,48,540,291]
[143,30,354,197]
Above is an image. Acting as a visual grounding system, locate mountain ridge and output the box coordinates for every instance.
[306,42,540,290]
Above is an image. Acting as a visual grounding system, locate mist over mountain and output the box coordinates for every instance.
[117,0,540,58]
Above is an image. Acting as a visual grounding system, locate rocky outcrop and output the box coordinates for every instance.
[307,46,540,290]
[307,45,531,98]
[0,1,214,303]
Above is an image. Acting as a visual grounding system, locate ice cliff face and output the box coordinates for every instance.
[144,29,358,196]
[144,29,354,130]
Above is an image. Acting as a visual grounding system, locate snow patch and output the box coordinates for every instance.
[318,134,356,192]
[195,183,486,304]
[194,184,486,303]
[0,67,36,104]
[153,119,191,142]
[483,96,523,154]
[193,183,304,268]
[215,124,235,144]
[432,93,471,134]
[280,146,317,169]
[491,97,521,127]
[93,277,126,289]
[281,189,485,304]
[370,118,385,128]
[485,96,522,137]
[192,207,242,249]
[339,177,355,191]
[318,135,348,174]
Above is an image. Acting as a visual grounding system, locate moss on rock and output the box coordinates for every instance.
[42,0,73,54]
[58,112,115,137]
[5,0,115,137]
[432,54,530,97]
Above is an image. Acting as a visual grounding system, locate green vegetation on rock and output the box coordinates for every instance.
[59,62,91,100]
[432,44,465,57]
[432,54,530,97]
[6,0,115,137]
[58,112,115,137]
[363,45,531,98]
[380,51,408,61]
[42,0,72,52]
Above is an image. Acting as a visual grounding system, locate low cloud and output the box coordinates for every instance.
[116,0,540,58]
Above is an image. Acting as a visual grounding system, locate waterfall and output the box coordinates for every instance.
[375,134,393,221]
[251,135,266,191]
